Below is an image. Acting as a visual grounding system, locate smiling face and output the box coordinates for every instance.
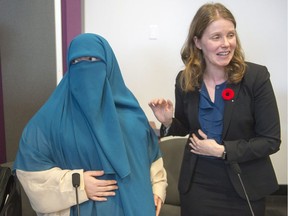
[194,18,237,72]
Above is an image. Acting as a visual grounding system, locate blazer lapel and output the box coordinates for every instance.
[222,82,241,139]
[190,88,201,131]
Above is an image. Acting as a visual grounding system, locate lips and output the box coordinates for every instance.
[217,51,230,56]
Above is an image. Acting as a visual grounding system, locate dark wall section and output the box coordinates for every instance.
[0,56,6,163]
[0,0,57,162]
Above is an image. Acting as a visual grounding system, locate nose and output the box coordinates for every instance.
[221,37,229,47]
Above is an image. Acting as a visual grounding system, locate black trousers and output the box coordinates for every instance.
[180,157,265,216]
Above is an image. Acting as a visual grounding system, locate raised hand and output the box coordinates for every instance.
[148,98,174,127]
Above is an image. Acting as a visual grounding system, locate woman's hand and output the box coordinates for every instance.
[154,194,163,216]
[189,129,224,157]
[148,99,174,127]
[83,170,118,201]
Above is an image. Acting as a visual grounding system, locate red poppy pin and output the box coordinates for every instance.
[222,88,235,101]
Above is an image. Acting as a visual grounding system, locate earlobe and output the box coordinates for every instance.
[194,36,201,50]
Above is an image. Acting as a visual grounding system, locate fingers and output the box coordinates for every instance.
[87,183,118,202]
[166,99,173,107]
[95,181,118,192]
[198,129,207,139]
[189,133,204,155]
[84,170,118,202]
[85,170,104,177]
[189,134,198,151]
[148,99,160,107]
[154,195,162,216]
[93,197,109,202]
[189,131,207,148]
[149,98,169,107]
[148,98,174,126]
[155,202,161,216]
[189,132,220,157]
[97,179,118,187]
[85,170,117,187]
[90,188,117,201]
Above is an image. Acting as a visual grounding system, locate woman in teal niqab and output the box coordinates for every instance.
[13,33,164,215]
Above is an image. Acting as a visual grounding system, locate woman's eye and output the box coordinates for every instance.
[211,35,220,40]
[71,57,100,64]
[71,59,79,64]
[227,33,235,38]
[89,57,99,62]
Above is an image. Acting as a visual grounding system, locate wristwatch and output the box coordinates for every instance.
[222,149,227,160]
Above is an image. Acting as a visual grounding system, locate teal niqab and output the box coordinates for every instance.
[14,33,160,215]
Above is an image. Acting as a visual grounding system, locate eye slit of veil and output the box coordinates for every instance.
[71,56,100,65]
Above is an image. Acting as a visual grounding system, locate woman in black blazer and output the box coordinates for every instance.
[149,3,280,216]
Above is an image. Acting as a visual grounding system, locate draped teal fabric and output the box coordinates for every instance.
[13,33,161,215]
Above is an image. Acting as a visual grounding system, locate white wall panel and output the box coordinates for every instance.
[84,0,287,184]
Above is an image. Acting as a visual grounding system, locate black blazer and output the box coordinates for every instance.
[163,62,281,201]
